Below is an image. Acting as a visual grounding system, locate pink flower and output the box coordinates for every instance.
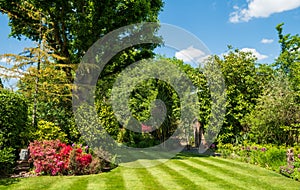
[141,124,152,133]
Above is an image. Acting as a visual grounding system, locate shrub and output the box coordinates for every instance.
[0,90,28,175]
[0,89,28,150]
[28,140,96,176]
[0,134,15,176]
[29,140,70,175]
[33,120,67,142]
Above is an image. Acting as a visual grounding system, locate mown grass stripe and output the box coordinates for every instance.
[210,157,279,176]
[183,159,256,189]
[130,151,193,190]
[48,176,87,190]
[200,157,300,189]
[101,167,126,190]
[86,174,107,190]
[121,150,168,190]
[145,164,186,190]
[130,167,167,190]
[5,176,61,190]
[155,161,201,189]
[121,167,146,190]
[167,159,242,190]
[139,150,221,189]
[139,149,227,189]
[199,157,279,178]
[187,158,279,190]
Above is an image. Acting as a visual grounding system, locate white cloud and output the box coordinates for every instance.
[229,0,300,23]
[0,67,24,78]
[0,57,9,63]
[240,48,268,60]
[175,46,206,63]
[261,38,274,44]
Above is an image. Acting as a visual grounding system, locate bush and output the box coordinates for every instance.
[0,89,28,150]
[0,137,15,176]
[29,140,70,175]
[68,143,101,175]
[33,120,67,142]
[28,140,98,176]
[0,90,28,175]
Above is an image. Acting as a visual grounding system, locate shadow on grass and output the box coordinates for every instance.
[0,177,20,186]
[115,146,212,165]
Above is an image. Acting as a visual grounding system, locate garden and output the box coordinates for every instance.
[0,0,300,189]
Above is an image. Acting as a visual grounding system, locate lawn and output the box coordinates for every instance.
[0,153,299,190]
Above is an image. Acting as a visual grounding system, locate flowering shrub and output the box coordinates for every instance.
[28,140,96,176]
[68,144,94,175]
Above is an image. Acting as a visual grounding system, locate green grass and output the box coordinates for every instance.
[1,153,299,190]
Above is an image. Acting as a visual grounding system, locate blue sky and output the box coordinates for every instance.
[158,0,300,64]
[1,0,300,81]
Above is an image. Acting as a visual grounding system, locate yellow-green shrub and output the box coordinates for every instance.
[33,120,67,142]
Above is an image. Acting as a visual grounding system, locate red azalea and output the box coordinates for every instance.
[76,148,83,154]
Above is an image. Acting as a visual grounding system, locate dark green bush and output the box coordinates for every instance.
[0,89,28,175]
[0,133,15,176]
[0,89,28,149]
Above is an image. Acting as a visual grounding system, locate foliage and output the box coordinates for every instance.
[0,0,164,67]
[275,23,300,100]
[0,89,29,150]
[33,120,67,142]
[212,48,261,143]
[0,134,15,176]
[0,89,28,175]
[243,72,300,145]
[1,0,163,144]
[28,140,98,176]
[0,4,78,142]
[95,57,209,147]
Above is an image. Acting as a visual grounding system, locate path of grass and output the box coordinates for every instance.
[0,153,299,190]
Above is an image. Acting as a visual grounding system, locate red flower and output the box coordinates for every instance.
[76,148,83,154]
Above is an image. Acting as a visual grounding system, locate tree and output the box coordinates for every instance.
[244,72,300,145]
[213,48,261,143]
[0,0,164,142]
[94,57,208,147]
[0,7,78,140]
[275,23,300,101]
[0,0,164,82]
[242,24,300,145]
